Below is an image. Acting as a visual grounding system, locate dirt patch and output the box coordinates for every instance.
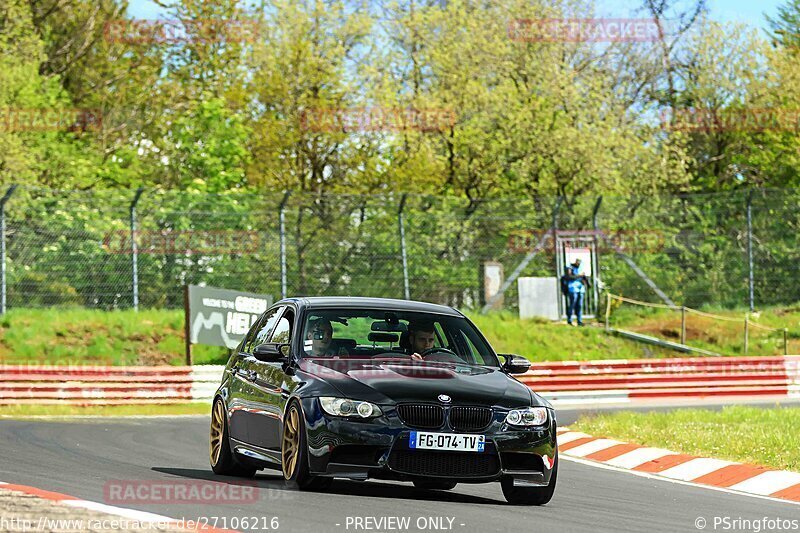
[132,328,183,366]
[137,350,175,366]
[627,317,721,345]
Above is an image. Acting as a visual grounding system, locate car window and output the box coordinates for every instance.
[245,307,282,353]
[240,317,262,354]
[458,330,486,365]
[324,317,403,346]
[269,309,293,344]
[299,309,500,367]
[433,323,447,348]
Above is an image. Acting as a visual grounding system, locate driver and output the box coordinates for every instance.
[407,321,436,360]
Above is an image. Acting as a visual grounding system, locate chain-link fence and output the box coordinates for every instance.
[1,185,797,312]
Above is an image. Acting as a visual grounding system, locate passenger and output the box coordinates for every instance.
[306,318,334,356]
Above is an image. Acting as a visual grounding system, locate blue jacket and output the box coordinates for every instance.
[567,266,586,294]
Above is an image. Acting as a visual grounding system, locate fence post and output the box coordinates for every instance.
[744,314,749,355]
[784,328,789,356]
[592,196,603,232]
[398,194,410,300]
[591,196,603,313]
[746,190,754,312]
[604,292,612,331]
[0,185,18,315]
[279,191,291,299]
[680,306,686,344]
[184,284,192,365]
[552,195,561,258]
[129,187,145,311]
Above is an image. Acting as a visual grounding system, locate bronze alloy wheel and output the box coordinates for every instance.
[209,398,256,478]
[210,399,225,467]
[282,406,300,479]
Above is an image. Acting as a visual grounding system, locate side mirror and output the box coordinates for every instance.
[499,354,531,375]
[253,343,290,362]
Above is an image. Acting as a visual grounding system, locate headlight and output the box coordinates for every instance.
[319,397,382,418]
[505,407,548,426]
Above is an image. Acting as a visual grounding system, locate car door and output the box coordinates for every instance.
[226,313,266,443]
[248,305,298,452]
[233,306,283,447]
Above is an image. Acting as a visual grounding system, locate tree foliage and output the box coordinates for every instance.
[2,0,800,308]
[2,0,798,197]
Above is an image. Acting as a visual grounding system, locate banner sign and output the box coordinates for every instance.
[187,285,273,349]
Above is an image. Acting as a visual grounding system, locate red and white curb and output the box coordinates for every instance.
[557,428,800,504]
[0,480,229,531]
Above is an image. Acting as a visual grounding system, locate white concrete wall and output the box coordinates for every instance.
[518,277,560,320]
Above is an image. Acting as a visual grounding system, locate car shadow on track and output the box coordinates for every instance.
[151,467,504,505]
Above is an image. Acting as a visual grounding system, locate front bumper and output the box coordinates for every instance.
[299,398,557,485]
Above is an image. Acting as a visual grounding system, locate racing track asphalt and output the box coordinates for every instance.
[0,415,798,533]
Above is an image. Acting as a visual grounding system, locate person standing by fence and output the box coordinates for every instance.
[564,259,589,326]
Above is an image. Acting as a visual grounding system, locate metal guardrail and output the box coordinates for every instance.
[607,327,722,357]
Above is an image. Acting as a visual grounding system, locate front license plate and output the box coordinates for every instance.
[409,431,485,452]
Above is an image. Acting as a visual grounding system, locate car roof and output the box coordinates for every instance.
[276,296,463,317]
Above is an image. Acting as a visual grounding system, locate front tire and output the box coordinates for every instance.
[282,401,333,491]
[209,398,256,477]
[501,453,558,505]
[413,480,457,491]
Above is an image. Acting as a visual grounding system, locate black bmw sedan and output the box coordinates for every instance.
[209,297,557,505]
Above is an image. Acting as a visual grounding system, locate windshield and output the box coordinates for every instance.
[300,309,500,367]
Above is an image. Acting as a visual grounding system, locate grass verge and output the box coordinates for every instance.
[3,302,794,366]
[0,308,228,366]
[468,311,671,361]
[0,307,667,366]
[0,402,210,418]
[572,405,800,471]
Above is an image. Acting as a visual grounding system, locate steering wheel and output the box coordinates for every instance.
[420,347,462,362]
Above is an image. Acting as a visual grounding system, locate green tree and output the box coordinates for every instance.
[767,0,800,48]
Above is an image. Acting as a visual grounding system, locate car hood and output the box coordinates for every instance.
[297,358,538,408]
